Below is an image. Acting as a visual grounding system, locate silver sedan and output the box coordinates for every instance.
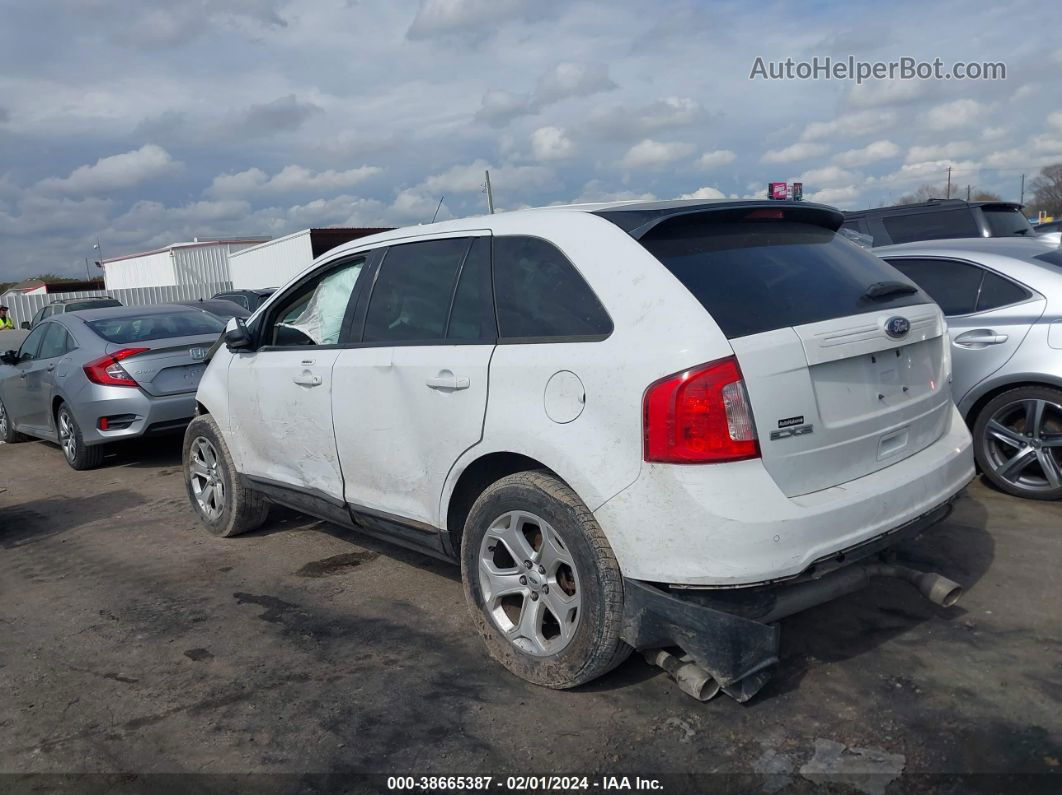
[875,237,1062,499]
[0,304,226,469]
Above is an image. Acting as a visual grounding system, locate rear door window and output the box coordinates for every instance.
[446,237,497,342]
[881,209,981,244]
[493,236,612,339]
[639,218,927,338]
[885,258,983,315]
[363,238,470,342]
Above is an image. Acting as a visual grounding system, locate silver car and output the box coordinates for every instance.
[875,238,1062,499]
[0,304,226,469]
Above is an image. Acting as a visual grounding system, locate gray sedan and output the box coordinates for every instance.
[0,304,226,469]
[875,238,1062,499]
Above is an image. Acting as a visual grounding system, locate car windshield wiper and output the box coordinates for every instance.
[862,281,918,300]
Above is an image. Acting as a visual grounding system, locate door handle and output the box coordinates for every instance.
[426,373,470,391]
[292,374,323,387]
[954,330,1009,349]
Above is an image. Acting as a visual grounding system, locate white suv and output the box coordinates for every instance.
[185,199,974,701]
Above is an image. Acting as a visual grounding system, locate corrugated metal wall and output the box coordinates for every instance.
[103,242,261,291]
[228,231,314,289]
[0,281,233,327]
[103,250,176,291]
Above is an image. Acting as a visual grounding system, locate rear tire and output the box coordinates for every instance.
[183,414,269,537]
[0,396,29,443]
[57,403,105,470]
[461,470,630,689]
[973,385,1062,500]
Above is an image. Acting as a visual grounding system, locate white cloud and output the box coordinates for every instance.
[905,141,976,162]
[1048,111,1062,132]
[37,144,181,194]
[834,140,899,167]
[805,185,860,206]
[792,165,857,188]
[206,164,381,197]
[587,97,702,140]
[761,141,828,164]
[571,180,657,203]
[876,159,980,187]
[846,78,930,109]
[530,126,575,161]
[801,110,896,141]
[420,159,555,200]
[925,99,987,131]
[695,149,736,170]
[476,62,616,126]
[676,186,725,200]
[407,0,546,39]
[621,139,695,169]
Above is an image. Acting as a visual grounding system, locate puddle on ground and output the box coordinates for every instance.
[295,551,379,578]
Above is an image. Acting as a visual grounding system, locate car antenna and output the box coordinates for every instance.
[431,195,444,224]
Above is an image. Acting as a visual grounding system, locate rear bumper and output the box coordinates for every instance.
[69,385,197,446]
[594,404,974,586]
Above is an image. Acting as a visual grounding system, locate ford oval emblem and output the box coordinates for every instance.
[885,316,910,338]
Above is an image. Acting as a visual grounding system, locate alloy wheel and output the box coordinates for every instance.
[983,398,1062,493]
[477,510,581,656]
[188,436,226,521]
[0,401,8,438]
[58,409,77,462]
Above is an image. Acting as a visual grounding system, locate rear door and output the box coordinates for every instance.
[332,234,494,527]
[884,256,1044,404]
[639,212,949,497]
[227,254,369,501]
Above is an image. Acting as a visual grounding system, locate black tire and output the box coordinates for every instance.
[0,396,29,443]
[182,414,269,537]
[57,403,105,470]
[461,470,630,689]
[973,385,1062,501]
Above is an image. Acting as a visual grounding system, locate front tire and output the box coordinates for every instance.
[461,470,630,689]
[973,386,1062,500]
[183,414,269,537]
[57,403,104,470]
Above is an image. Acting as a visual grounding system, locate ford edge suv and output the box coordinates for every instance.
[183,199,974,701]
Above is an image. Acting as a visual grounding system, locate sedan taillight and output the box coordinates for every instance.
[83,348,150,387]
[643,356,759,464]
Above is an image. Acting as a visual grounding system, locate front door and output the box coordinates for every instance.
[333,235,495,527]
[1,323,50,432]
[227,255,369,502]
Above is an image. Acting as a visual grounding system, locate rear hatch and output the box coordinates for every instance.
[636,206,951,497]
[109,334,219,396]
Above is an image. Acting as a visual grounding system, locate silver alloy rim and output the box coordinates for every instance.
[188,437,225,521]
[477,510,581,656]
[58,409,77,462]
[984,398,1062,492]
[0,400,8,437]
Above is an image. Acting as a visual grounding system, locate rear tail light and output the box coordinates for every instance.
[643,356,759,463]
[83,348,150,387]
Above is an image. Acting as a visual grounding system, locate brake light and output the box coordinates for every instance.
[643,356,759,463]
[83,348,150,387]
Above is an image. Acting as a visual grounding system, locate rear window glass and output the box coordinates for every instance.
[886,258,983,315]
[66,299,121,311]
[1034,250,1062,267]
[640,218,927,339]
[981,207,1034,237]
[87,311,225,343]
[882,208,980,244]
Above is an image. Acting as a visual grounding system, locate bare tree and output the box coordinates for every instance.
[1029,163,1062,216]
[971,190,1003,202]
[896,184,947,204]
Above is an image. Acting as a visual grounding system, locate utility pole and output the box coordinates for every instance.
[1020,173,1025,205]
[92,236,105,268]
[484,170,495,214]
[84,257,90,280]
[945,166,952,199]
[966,185,971,201]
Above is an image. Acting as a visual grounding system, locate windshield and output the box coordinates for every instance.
[982,206,1034,237]
[87,311,225,343]
[639,218,928,338]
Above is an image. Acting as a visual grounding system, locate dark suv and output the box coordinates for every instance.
[23,297,123,329]
[842,199,1035,247]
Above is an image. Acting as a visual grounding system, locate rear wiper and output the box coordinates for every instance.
[862,280,918,300]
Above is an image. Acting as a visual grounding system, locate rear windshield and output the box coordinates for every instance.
[640,218,928,338]
[87,311,225,343]
[67,299,121,311]
[982,206,1035,237]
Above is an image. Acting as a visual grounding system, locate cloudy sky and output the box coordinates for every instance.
[1,0,1060,280]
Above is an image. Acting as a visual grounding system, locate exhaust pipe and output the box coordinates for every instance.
[643,649,720,701]
[868,565,963,608]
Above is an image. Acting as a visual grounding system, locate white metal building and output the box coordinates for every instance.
[228,228,390,289]
[102,238,270,291]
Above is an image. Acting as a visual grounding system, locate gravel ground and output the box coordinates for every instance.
[0,437,1060,792]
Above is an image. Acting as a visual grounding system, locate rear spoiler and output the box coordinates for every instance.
[593,201,845,240]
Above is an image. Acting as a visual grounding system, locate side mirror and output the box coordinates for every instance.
[224,317,253,352]
[20,322,30,330]
[1,350,18,365]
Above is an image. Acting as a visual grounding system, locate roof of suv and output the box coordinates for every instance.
[844,198,1023,218]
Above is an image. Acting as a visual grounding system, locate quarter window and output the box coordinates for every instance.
[266,258,366,346]
[363,238,471,342]
[493,236,612,339]
[976,271,1031,311]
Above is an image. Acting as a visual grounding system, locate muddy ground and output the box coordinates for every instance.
[1,438,1060,792]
